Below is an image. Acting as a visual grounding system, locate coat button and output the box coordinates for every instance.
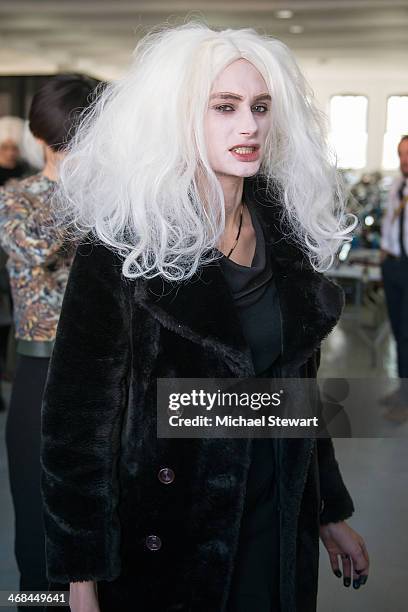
[145,534,162,551]
[158,467,175,484]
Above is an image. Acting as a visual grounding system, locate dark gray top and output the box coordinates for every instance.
[219,203,281,376]
[220,205,282,610]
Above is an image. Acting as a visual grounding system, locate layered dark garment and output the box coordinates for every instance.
[220,204,282,611]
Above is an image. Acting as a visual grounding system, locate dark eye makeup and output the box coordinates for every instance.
[212,103,269,113]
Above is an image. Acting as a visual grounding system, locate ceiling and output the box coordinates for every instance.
[1,0,408,78]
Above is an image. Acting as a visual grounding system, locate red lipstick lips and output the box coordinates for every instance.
[229,144,260,162]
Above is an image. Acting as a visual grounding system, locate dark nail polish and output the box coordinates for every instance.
[360,575,368,586]
[343,577,351,587]
[334,570,342,578]
[353,579,361,589]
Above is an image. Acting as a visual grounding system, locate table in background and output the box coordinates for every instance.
[325,249,389,368]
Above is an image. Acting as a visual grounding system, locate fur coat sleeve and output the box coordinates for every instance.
[317,437,355,524]
[314,349,355,525]
[41,241,131,583]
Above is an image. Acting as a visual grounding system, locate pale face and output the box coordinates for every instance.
[204,59,271,179]
[0,138,20,167]
[398,139,408,177]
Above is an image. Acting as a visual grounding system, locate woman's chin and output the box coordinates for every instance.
[215,163,261,180]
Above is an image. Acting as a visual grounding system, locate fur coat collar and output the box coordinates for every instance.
[139,175,344,378]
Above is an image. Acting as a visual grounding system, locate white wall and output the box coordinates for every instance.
[301,58,408,174]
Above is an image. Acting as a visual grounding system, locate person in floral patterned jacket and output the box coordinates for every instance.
[0,74,97,601]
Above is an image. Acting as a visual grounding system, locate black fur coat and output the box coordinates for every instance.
[41,178,354,612]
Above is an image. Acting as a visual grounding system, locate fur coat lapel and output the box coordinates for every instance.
[137,176,344,377]
[134,180,345,610]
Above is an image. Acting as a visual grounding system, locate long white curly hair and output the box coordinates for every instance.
[56,22,355,280]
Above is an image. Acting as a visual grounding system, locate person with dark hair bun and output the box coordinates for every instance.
[28,74,98,152]
[0,73,97,603]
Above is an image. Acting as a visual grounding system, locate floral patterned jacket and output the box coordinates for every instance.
[0,173,74,341]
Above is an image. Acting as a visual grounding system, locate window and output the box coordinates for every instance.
[382,96,408,170]
[329,95,368,169]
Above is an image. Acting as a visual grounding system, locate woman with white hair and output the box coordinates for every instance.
[41,24,369,612]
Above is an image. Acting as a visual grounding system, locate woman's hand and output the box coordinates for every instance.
[319,521,369,589]
[69,581,100,612]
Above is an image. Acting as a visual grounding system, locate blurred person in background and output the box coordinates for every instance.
[0,244,12,412]
[0,121,45,413]
[0,74,97,600]
[0,116,27,404]
[0,116,27,186]
[380,134,408,423]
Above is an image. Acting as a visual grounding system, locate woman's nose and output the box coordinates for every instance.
[238,108,258,135]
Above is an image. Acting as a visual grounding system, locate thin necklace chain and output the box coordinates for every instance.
[226,202,245,259]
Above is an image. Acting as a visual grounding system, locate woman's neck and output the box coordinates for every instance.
[41,147,65,182]
[218,174,244,233]
[216,174,257,264]
[41,163,58,182]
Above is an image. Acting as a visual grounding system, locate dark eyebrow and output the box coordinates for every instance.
[209,92,271,102]
[253,93,272,102]
[209,92,243,101]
